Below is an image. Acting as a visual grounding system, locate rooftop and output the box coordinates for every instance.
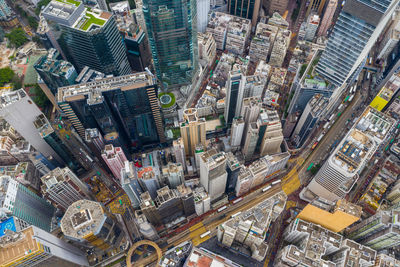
[0,89,27,110]
[200,148,227,168]
[33,114,54,138]
[184,247,241,267]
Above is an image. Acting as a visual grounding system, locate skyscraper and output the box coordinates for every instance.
[41,167,92,211]
[228,0,261,27]
[317,0,338,37]
[42,0,130,76]
[0,176,55,232]
[142,0,198,87]
[225,70,245,125]
[315,0,400,87]
[197,0,210,32]
[199,149,227,201]
[121,161,143,208]
[305,0,327,16]
[57,73,165,152]
[180,108,206,156]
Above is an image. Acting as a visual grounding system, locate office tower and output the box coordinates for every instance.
[218,191,286,261]
[142,0,198,87]
[306,0,327,16]
[242,122,259,161]
[173,138,187,172]
[162,163,184,189]
[197,0,210,32]
[347,210,400,250]
[316,0,400,88]
[85,128,105,162]
[138,167,160,200]
[235,167,252,196]
[276,219,377,267]
[230,117,245,148]
[41,167,91,211]
[291,94,328,148]
[34,49,78,107]
[61,199,123,250]
[268,0,288,16]
[0,176,55,232]
[198,32,217,67]
[177,184,195,216]
[193,187,211,216]
[57,73,165,152]
[249,23,278,62]
[240,97,262,144]
[199,149,227,201]
[122,23,152,72]
[225,153,241,193]
[180,109,206,157]
[42,0,130,76]
[206,12,251,54]
[318,0,338,37]
[297,199,362,232]
[304,13,320,42]
[154,186,184,224]
[303,107,394,202]
[259,110,283,156]
[225,70,245,125]
[101,144,127,181]
[0,90,62,165]
[120,161,143,208]
[134,212,159,240]
[228,0,261,27]
[269,29,291,67]
[0,226,89,267]
[140,191,162,225]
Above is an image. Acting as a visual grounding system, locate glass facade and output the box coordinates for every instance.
[315,0,392,87]
[142,0,198,87]
[229,0,256,20]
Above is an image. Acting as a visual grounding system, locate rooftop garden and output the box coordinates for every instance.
[159,92,176,109]
[79,13,106,31]
[54,0,81,7]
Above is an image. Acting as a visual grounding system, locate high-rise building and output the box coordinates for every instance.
[140,191,162,225]
[303,107,394,202]
[249,23,278,62]
[42,0,130,76]
[180,108,206,156]
[0,0,12,19]
[122,23,152,72]
[242,122,259,161]
[305,0,327,16]
[0,176,55,232]
[120,161,143,208]
[0,90,62,165]
[193,186,211,216]
[61,199,124,250]
[199,149,227,201]
[304,13,320,41]
[134,212,159,240]
[317,0,338,37]
[0,162,40,191]
[154,186,184,224]
[0,226,89,267]
[291,94,328,148]
[197,0,211,32]
[230,117,245,148]
[269,29,291,67]
[240,97,262,146]
[177,184,195,216]
[259,110,283,156]
[172,138,187,172]
[297,198,362,232]
[142,0,198,87]
[198,32,217,67]
[347,210,400,250]
[225,70,245,125]
[228,0,261,27]
[85,128,105,161]
[315,0,400,88]
[34,48,78,107]
[225,152,241,193]
[57,73,165,152]
[41,167,91,211]
[162,163,184,189]
[268,0,288,16]
[102,144,128,181]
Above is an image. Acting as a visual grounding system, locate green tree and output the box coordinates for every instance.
[5,28,28,48]
[0,67,15,86]
[35,0,51,15]
[28,16,38,30]
[33,83,50,108]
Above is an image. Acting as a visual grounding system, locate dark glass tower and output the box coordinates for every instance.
[228,0,260,26]
[42,0,131,76]
[142,0,198,88]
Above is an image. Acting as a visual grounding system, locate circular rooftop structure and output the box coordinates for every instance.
[126,240,162,267]
[159,92,176,109]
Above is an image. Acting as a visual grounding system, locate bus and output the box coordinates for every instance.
[323,122,329,129]
[272,179,281,185]
[262,185,272,192]
[337,112,342,117]
[390,138,395,144]
[348,95,354,102]
[231,212,241,218]
[367,72,371,80]
[328,114,335,121]
[397,123,400,129]
[217,206,227,213]
[200,231,211,238]
[307,163,314,171]
[344,95,350,102]
[232,197,243,204]
[317,134,324,142]
[311,142,318,150]
[338,104,344,110]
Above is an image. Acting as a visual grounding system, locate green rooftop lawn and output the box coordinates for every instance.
[159,92,176,108]
[80,13,106,31]
[54,0,81,7]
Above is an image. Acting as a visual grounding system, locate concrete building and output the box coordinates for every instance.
[134,212,159,241]
[276,219,377,267]
[162,163,184,189]
[303,107,395,202]
[306,0,327,16]
[0,226,89,267]
[259,110,283,156]
[225,152,241,193]
[228,0,261,27]
[249,22,278,62]
[230,117,245,148]
[297,198,362,232]
[200,149,227,201]
[240,97,262,148]
[137,166,160,200]
[269,29,291,67]
[304,13,320,41]
[242,122,259,161]
[180,109,206,157]
[193,186,211,216]
[140,191,162,226]
[217,191,286,261]
[374,253,400,266]
[41,167,91,211]
[154,186,184,224]
[184,247,240,266]
[197,0,210,32]
[0,162,40,191]
[177,184,196,216]
[0,176,55,232]
[268,0,289,16]
[225,70,245,125]
[101,144,127,181]
[318,0,338,37]
[120,161,143,209]
[198,32,217,67]
[243,75,267,99]
[173,138,187,172]
[61,199,124,250]
[291,94,328,148]
[235,167,253,196]
[159,241,193,266]
[347,210,400,250]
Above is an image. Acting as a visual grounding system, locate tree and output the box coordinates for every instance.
[28,16,38,31]
[0,67,15,86]
[35,0,51,15]
[5,28,28,48]
[33,83,49,108]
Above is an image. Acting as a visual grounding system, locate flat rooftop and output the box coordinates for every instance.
[0,89,26,110]
[33,114,54,138]
[184,247,241,267]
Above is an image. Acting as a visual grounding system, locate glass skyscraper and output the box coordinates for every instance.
[316,0,399,87]
[42,0,131,76]
[142,0,198,88]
